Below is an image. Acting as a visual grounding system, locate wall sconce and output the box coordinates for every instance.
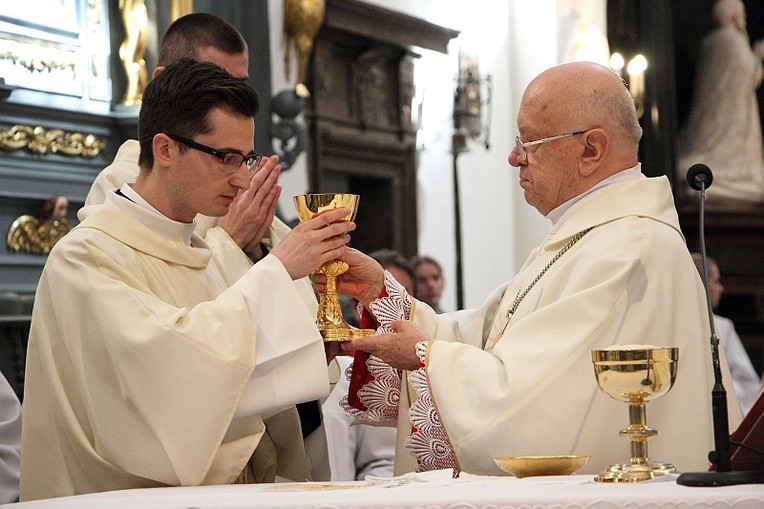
[609,52,647,118]
[454,49,492,151]
[451,47,492,309]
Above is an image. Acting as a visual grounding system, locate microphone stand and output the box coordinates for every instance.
[676,178,764,486]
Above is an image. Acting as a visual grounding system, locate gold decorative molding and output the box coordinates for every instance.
[284,0,326,98]
[118,0,149,106]
[6,216,71,255]
[0,125,105,159]
[0,50,76,75]
[170,0,193,22]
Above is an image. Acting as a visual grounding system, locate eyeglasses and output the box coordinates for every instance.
[166,133,263,175]
[514,130,588,163]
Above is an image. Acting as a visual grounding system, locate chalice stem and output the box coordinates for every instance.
[316,272,345,327]
[625,402,653,466]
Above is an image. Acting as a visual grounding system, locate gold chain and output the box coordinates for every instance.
[503,227,593,328]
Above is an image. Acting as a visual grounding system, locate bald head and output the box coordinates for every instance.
[522,61,642,153]
[511,62,643,215]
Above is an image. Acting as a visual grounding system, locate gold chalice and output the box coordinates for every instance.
[294,193,375,341]
[591,346,679,482]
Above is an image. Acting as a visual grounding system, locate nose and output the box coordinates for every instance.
[231,163,251,190]
[508,146,523,167]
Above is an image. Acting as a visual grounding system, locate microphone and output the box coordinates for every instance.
[676,165,764,486]
[686,163,713,191]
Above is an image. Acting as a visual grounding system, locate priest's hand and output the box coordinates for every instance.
[270,208,354,280]
[313,248,385,307]
[342,320,428,371]
[218,155,281,262]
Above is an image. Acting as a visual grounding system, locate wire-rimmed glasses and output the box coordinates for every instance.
[515,130,588,163]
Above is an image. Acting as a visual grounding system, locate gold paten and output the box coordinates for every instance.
[592,346,679,482]
[294,193,374,341]
[494,455,590,478]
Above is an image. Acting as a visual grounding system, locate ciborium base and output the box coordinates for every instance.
[320,325,375,342]
[595,461,676,483]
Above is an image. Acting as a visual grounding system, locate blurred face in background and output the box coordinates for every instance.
[415,260,444,309]
[707,262,725,310]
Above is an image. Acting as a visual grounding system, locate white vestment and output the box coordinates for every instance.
[83,139,329,482]
[351,175,742,477]
[715,314,763,417]
[20,191,328,500]
[0,373,21,503]
[676,26,764,203]
[323,356,394,480]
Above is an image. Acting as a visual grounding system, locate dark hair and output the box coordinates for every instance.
[158,13,247,66]
[41,194,63,221]
[370,248,418,295]
[411,255,443,274]
[137,58,259,169]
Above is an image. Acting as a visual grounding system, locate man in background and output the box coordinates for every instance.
[412,255,444,313]
[0,372,21,503]
[692,253,762,416]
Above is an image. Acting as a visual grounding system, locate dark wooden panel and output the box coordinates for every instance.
[306,0,457,260]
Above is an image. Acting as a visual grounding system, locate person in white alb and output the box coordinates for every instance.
[0,372,21,503]
[691,253,763,416]
[84,13,330,483]
[19,59,353,501]
[321,61,742,477]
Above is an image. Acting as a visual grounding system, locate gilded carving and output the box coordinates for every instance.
[118,0,149,106]
[7,195,71,255]
[0,125,105,158]
[283,0,325,98]
[0,50,76,75]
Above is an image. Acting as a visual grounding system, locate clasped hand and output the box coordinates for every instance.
[218,155,281,261]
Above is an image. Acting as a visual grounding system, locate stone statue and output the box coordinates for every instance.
[676,0,764,204]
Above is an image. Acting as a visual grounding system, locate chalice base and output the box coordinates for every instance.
[594,461,676,483]
[320,324,375,342]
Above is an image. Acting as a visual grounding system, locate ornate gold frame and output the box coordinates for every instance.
[0,125,104,159]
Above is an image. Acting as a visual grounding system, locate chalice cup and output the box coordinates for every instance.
[591,346,679,482]
[294,193,375,341]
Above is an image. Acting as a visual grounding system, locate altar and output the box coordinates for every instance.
[6,470,763,509]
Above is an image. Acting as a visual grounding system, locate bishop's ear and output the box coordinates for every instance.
[579,128,608,176]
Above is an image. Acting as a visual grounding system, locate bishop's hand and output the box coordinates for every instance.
[342,319,428,371]
[312,248,385,307]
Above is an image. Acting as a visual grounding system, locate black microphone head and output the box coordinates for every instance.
[687,163,713,191]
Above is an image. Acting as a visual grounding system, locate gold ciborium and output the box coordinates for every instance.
[591,346,679,482]
[294,193,375,341]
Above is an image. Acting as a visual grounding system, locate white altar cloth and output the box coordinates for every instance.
[5,470,763,508]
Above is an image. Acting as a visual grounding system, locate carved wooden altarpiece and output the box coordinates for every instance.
[305,0,457,258]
